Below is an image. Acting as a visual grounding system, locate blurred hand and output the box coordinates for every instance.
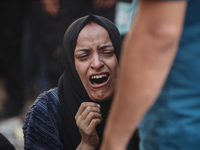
[41,0,60,16]
[75,102,102,150]
[92,0,116,10]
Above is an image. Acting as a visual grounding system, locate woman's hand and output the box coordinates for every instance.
[41,0,60,16]
[92,0,116,10]
[75,102,102,150]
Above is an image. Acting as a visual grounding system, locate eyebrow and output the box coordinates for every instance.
[99,44,113,50]
[74,49,89,54]
[74,44,114,54]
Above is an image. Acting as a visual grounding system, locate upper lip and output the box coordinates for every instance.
[89,72,109,79]
[89,72,110,88]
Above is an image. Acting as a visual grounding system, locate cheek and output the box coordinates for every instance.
[75,61,88,84]
[109,59,118,74]
[110,61,119,83]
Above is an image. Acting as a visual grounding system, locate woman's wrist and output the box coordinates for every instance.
[76,140,97,150]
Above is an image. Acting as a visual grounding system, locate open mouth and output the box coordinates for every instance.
[90,73,109,85]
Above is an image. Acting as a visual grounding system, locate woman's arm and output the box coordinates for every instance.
[100,0,187,150]
[23,92,63,150]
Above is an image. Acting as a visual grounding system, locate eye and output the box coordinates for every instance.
[102,50,114,57]
[77,54,89,61]
[74,49,91,61]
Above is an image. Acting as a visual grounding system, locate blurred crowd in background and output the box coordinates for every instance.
[0,0,122,118]
[0,0,133,149]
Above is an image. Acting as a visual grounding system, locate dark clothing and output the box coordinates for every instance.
[0,133,15,150]
[23,88,63,150]
[23,88,138,150]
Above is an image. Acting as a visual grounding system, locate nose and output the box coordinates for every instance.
[91,53,104,70]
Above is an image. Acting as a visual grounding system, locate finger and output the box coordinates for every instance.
[84,111,102,127]
[82,118,101,136]
[78,105,101,123]
[75,102,100,120]
[88,118,102,132]
[76,106,101,131]
[76,104,102,132]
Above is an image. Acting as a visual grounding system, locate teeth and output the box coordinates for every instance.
[91,74,107,79]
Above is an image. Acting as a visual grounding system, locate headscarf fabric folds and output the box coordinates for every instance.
[58,15,122,149]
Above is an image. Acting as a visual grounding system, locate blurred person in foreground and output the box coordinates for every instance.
[23,15,138,150]
[100,0,200,150]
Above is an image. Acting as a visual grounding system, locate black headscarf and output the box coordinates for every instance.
[58,15,122,149]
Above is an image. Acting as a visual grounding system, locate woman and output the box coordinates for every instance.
[23,15,137,150]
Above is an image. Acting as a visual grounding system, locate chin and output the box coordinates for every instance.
[92,98,109,103]
[90,94,112,102]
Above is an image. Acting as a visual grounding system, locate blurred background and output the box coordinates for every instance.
[0,0,134,149]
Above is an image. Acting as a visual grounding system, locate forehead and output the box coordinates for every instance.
[79,22,108,37]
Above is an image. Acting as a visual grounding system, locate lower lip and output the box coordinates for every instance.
[89,76,110,88]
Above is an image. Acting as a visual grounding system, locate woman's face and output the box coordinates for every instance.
[74,22,118,102]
